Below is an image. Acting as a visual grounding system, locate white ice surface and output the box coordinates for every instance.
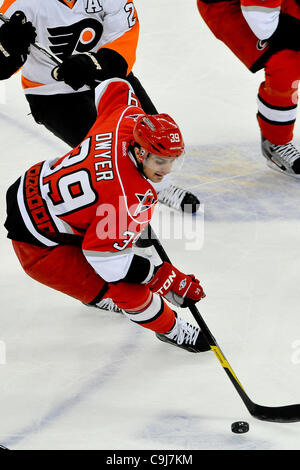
[1,0,300,450]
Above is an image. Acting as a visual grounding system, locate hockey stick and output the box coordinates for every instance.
[148,224,300,423]
[0,12,62,65]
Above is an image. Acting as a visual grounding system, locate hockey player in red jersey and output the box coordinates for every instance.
[4,78,209,353]
[0,0,200,213]
[197,0,300,178]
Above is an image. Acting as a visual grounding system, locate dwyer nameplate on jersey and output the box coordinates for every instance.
[94,132,114,181]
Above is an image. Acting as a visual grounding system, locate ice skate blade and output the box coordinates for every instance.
[266,160,300,179]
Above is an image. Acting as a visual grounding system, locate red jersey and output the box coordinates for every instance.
[6,79,158,281]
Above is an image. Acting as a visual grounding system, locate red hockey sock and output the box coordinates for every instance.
[258,49,300,144]
[106,282,176,334]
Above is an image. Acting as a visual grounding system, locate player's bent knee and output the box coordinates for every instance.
[106,282,151,311]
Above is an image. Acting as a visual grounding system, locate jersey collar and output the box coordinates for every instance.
[57,0,78,9]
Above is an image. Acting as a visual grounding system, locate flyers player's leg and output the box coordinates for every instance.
[26,90,97,148]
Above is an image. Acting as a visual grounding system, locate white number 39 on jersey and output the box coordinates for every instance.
[170,133,181,143]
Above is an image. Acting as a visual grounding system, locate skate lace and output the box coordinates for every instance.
[170,317,200,346]
[97,298,123,313]
[158,184,186,210]
[273,142,300,166]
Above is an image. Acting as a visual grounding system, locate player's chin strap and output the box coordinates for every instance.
[148,223,300,423]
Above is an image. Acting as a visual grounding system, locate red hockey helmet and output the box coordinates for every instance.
[133,113,184,161]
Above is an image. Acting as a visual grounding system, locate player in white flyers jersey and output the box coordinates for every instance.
[4,78,209,353]
[0,0,200,213]
[0,0,144,144]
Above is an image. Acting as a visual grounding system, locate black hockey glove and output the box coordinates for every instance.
[51,48,128,90]
[52,52,102,90]
[0,48,24,80]
[0,11,36,57]
[268,13,300,52]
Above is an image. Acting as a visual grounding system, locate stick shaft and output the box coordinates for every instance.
[148,224,300,422]
[148,225,255,410]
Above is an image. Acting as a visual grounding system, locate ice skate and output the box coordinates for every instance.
[261,136,300,178]
[156,314,210,353]
[157,184,200,213]
[95,298,125,314]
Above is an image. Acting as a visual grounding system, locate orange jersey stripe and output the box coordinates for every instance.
[99,20,140,75]
[60,0,77,9]
[21,75,44,89]
[0,0,18,14]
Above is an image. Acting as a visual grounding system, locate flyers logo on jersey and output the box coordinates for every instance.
[133,190,156,216]
[47,19,103,59]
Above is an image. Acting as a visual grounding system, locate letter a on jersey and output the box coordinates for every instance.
[86,0,103,13]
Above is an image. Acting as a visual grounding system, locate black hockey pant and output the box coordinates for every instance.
[26,72,158,148]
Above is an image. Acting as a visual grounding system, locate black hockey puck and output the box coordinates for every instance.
[231,421,249,433]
